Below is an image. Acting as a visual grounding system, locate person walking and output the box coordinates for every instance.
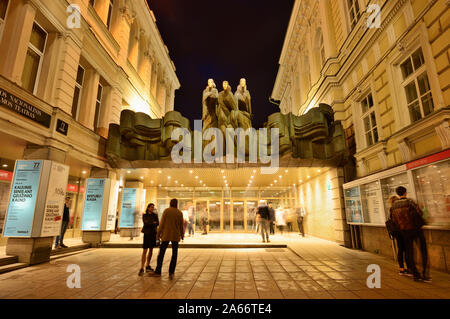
[390,186,426,281]
[55,197,71,249]
[138,203,159,276]
[201,209,208,235]
[296,207,305,237]
[257,200,270,243]
[275,206,286,235]
[187,204,195,237]
[182,205,189,241]
[268,202,275,235]
[152,199,184,277]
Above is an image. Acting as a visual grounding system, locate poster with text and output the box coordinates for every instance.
[4,160,43,237]
[81,179,105,230]
[40,163,69,236]
[120,188,137,228]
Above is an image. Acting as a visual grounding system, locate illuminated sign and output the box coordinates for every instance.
[81,179,105,230]
[120,188,137,228]
[3,161,43,237]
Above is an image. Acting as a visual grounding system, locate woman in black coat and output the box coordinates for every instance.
[139,203,159,276]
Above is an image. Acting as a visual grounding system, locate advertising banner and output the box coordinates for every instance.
[3,160,43,237]
[81,179,106,230]
[40,163,69,236]
[120,188,137,228]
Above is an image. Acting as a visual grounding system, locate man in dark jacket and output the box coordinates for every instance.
[257,200,270,243]
[152,199,184,277]
[55,197,71,249]
[390,186,425,281]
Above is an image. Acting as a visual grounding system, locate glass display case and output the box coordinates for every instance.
[413,160,450,226]
[344,187,363,223]
[360,181,384,224]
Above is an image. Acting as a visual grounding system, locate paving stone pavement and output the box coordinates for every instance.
[0,236,449,299]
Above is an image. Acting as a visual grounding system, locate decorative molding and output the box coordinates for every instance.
[377,148,388,169]
[397,139,413,162]
[435,121,450,149]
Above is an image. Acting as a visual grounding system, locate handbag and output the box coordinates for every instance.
[385,218,398,239]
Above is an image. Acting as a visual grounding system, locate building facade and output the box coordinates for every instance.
[272,0,450,272]
[0,0,179,243]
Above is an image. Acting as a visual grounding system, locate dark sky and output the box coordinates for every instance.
[148,0,294,129]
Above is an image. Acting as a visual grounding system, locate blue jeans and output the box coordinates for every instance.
[55,220,69,246]
[155,241,179,274]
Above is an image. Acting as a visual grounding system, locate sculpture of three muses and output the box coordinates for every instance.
[202,78,252,139]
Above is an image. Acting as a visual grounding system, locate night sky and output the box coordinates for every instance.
[148,0,294,129]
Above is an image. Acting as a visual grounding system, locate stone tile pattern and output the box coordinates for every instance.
[0,239,450,299]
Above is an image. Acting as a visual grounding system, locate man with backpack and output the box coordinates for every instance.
[390,186,429,282]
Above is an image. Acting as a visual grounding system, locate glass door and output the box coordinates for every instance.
[223,201,231,231]
[246,200,258,232]
[232,201,245,231]
[195,201,208,233]
[209,200,221,231]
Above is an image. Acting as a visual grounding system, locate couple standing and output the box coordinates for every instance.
[139,199,184,277]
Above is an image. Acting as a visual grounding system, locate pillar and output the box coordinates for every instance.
[5,145,69,265]
[151,62,159,99]
[157,78,166,114]
[112,4,132,68]
[331,167,351,247]
[0,0,37,85]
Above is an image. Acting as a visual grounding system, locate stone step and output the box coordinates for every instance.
[100,243,287,249]
[0,255,18,267]
[50,248,95,261]
[50,244,90,256]
[0,262,28,274]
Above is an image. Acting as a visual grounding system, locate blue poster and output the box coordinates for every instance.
[81,179,105,230]
[4,160,43,237]
[120,188,137,228]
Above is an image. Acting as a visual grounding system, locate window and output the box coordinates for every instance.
[106,0,114,29]
[400,48,434,123]
[360,93,378,147]
[347,0,361,29]
[0,0,9,40]
[93,84,103,131]
[71,65,85,121]
[21,22,47,94]
[0,0,8,20]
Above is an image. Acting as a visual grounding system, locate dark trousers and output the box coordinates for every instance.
[155,241,179,274]
[417,229,429,276]
[55,220,69,246]
[287,222,293,232]
[187,222,194,235]
[402,229,420,277]
[269,221,275,234]
[297,220,304,237]
[393,232,406,269]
